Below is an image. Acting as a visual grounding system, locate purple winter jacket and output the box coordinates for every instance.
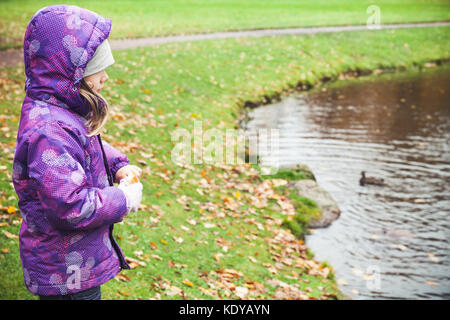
[12,5,131,296]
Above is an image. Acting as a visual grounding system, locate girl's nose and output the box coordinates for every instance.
[102,71,109,83]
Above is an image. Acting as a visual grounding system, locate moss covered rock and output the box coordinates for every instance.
[293,179,341,228]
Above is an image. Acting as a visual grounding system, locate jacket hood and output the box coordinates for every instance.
[23,5,112,118]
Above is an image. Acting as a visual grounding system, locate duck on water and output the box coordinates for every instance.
[359,171,386,186]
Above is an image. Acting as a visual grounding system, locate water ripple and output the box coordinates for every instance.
[244,65,450,299]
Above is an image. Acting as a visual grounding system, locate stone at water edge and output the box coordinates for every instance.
[293,179,341,228]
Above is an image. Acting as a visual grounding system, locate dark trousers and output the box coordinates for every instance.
[39,286,101,300]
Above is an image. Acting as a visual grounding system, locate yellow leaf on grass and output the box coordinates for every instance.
[118,290,130,296]
[7,206,16,214]
[214,253,223,262]
[161,239,168,245]
[183,279,194,287]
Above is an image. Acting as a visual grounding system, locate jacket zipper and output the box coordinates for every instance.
[97,134,130,270]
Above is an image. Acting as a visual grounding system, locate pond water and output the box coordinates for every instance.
[243,65,450,299]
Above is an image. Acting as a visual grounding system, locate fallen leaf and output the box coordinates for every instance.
[2,230,18,239]
[234,286,248,299]
[165,285,183,296]
[203,222,216,228]
[114,273,130,282]
[173,236,184,244]
[274,285,309,300]
[125,256,146,269]
[7,206,16,214]
[183,279,194,287]
[117,290,130,297]
[198,287,216,297]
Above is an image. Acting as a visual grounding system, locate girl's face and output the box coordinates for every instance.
[84,69,109,93]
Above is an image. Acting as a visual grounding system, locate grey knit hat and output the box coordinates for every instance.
[83,39,114,78]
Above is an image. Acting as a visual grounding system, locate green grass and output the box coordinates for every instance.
[1,0,450,49]
[0,25,449,299]
[261,167,315,181]
[281,189,322,240]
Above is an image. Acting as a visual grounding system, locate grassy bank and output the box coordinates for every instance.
[0,26,449,299]
[1,0,450,50]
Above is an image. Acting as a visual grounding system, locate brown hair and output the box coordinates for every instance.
[79,78,109,137]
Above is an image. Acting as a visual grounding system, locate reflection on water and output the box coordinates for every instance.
[244,65,450,299]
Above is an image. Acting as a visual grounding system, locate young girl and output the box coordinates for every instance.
[12,5,143,300]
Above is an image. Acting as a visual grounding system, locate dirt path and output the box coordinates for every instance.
[1,21,449,68]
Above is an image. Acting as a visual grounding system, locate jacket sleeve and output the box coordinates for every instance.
[100,138,129,182]
[27,122,129,231]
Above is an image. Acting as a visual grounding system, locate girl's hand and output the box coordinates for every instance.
[118,179,143,213]
[115,165,142,183]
